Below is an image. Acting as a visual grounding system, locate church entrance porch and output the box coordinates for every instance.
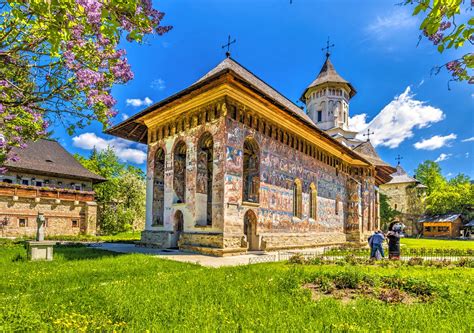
[244,210,260,251]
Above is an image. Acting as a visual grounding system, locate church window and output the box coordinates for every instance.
[309,183,317,220]
[18,218,27,227]
[317,111,322,122]
[197,132,214,226]
[2,179,12,184]
[243,138,260,203]
[335,197,340,215]
[71,219,79,228]
[293,179,302,219]
[173,141,187,204]
[153,147,165,226]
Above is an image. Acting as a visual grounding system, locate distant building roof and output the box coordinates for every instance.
[384,165,419,185]
[4,139,106,183]
[300,56,356,102]
[352,141,396,184]
[418,214,462,223]
[465,220,474,227]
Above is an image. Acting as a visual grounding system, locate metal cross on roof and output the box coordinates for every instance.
[222,35,236,58]
[396,154,403,165]
[363,128,374,142]
[322,37,335,58]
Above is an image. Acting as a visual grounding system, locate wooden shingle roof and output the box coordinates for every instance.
[4,139,106,183]
[300,57,356,102]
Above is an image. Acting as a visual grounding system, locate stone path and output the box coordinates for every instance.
[91,243,282,268]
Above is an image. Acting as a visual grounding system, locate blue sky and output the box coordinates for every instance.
[54,0,474,179]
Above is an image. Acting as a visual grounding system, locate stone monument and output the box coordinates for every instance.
[27,212,55,261]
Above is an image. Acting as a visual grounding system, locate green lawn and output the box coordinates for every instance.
[401,237,474,250]
[1,243,473,331]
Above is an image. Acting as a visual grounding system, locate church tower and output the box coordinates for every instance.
[300,54,356,132]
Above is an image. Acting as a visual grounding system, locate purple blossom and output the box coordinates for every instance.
[76,0,103,27]
[439,21,451,31]
[111,59,134,83]
[76,68,104,88]
[428,32,443,45]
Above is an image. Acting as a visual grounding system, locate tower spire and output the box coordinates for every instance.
[321,36,335,58]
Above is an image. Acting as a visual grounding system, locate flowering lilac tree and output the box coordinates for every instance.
[0,0,171,170]
[404,0,473,87]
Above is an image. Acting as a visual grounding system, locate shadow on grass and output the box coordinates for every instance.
[54,245,124,261]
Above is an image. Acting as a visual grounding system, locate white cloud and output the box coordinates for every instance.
[414,133,457,150]
[121,113,129,121]
[434,153,451,162]
[348,86,445,148]
[72,132,147,164]
[150,78,166,91]
[126,97,153,107]
[462,137,474,142]
[366,8,417,41]
[466,152,470,158]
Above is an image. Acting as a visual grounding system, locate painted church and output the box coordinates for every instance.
[107,52,395,256]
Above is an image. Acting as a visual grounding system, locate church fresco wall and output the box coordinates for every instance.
[223,117,351,250]
[141,115,227,249]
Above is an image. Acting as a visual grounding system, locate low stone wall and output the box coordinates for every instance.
[260,232,347,251]
[179,232,223,249]
[140,230,170,247]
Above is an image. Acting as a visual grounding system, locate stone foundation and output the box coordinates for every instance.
[260,232,347,251]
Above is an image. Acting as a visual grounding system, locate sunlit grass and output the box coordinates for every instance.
[401,237,474,249]
[0,243,472,331]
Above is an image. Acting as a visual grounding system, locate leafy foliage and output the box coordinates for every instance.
[0,0,171,170]
[404,0,473,86]
[380,192,400,230]
[75,147,145,234]
[415,160,474,216]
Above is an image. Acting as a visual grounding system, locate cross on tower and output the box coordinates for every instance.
[363,128,374,142]
[222,35,236,58]
[322,37,335,58]
[395,155,403,165]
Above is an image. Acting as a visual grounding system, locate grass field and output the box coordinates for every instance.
[1,243,473,332]
[17,231,142,243]
[401,237,474,249]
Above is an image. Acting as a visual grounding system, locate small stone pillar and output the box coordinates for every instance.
[27,212,55,261]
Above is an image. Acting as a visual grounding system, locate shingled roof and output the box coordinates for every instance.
[352,141,396,184]
[384,164,419,185]
[4,139,106,183]
[300,56,356,102]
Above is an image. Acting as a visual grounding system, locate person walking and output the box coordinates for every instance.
[369,230,385,260]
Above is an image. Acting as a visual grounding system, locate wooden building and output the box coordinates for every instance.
[418,214,462,238]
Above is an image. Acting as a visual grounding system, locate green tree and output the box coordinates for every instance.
[75,147,146,234]
[403,0,473,86]
[415,160,474,216]
[380,192,400,231]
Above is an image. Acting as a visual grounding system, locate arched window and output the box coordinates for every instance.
[335,196,340,215]
[309,183,317,220]
[173,141,187,204]
[243,138,260,203]
[293,179,302,218]
[197,132,214,226]
[152,147,165,226]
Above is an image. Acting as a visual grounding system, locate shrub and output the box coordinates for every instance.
[408,257,424,266]
[288,253,305,265]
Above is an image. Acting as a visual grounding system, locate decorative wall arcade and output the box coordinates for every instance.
[141,97,378,255]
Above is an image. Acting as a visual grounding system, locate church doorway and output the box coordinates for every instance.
[244,210,259,251]
[170,210,184,249]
